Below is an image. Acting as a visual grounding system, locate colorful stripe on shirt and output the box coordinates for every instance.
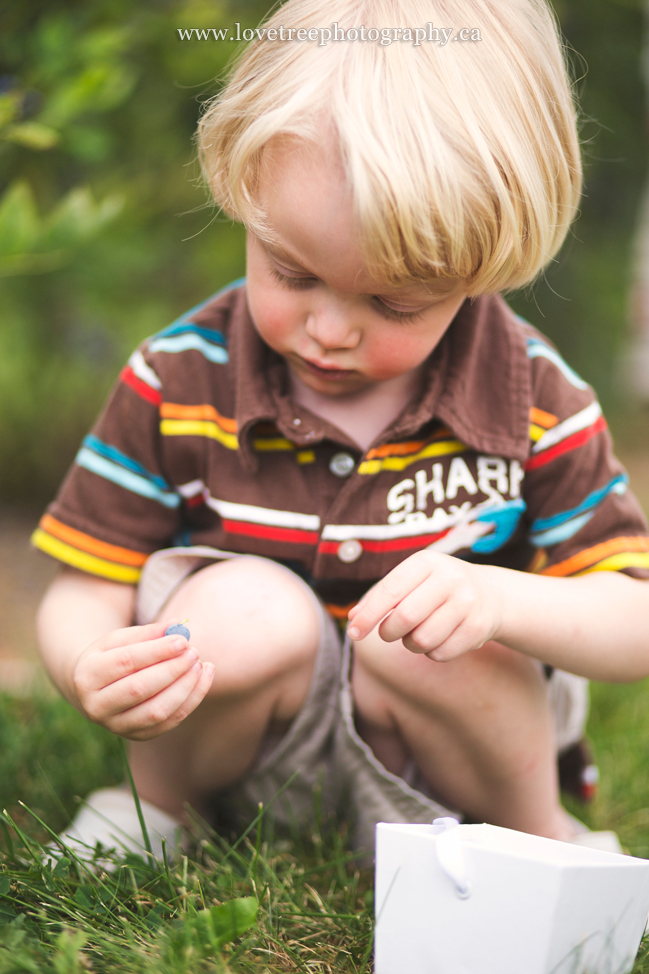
[525,402,606,472]
[147,279,246,361]
[160,405,315,462]
[148,324,228,364]
[358,430,466,474]
[540,536,649,576]
[76,435,181,508]
[122,280,245,395]
[32,514,148,583]
[529,406,558,444]
[324,601,359,621]
[160,403,238,450]
[148,327,228,364]
[252,433,316,463]
[525,336,588,390]
[319,499,525,556]
[120,350,162,406]
[529,474,629,548]
[206,495,321,545]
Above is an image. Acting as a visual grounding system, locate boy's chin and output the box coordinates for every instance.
[292,365,373,397]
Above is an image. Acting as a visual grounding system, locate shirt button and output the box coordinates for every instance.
[337,539,363,563]
[329,452,356,477]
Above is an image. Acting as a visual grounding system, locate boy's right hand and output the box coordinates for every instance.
[71,622,215,741]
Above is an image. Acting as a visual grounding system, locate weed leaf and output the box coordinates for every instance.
[203,895,258,947]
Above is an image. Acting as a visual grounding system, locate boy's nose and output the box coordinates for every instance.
[305,311,361,350]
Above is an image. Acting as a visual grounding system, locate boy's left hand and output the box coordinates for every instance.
[347,550,503,661]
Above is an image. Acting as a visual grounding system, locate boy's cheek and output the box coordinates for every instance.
[246,289,297,349]
[364,331,438,378]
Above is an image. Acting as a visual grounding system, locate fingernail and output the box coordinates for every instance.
[171,638,185,651]
[348,626,360,640]
[184,648,198,662]
[192,661,202,671]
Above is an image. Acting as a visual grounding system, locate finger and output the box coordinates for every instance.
[347,554,438,640]
[423,618,486,663]
[93,621,170,653]
[126,662,216,740]
[86,648,200,719]
[110,660,206,737]
[398,600,467,656]
[376,581,449,643]
[79,633,192,692]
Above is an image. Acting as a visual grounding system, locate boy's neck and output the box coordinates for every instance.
[287,363,426,453]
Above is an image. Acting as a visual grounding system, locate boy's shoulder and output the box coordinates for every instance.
[448,293,584,392]
[144,278,246,361]
[128,280,256,407]
[501,305,596,424]
[437,294,595,465]
[129,280,296,461]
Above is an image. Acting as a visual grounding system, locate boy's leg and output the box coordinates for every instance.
[352,631,575,841]
[128,557,321,821]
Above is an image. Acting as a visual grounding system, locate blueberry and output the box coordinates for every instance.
[165,623,190,641]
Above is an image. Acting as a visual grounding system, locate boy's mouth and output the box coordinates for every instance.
[300,357,355,380]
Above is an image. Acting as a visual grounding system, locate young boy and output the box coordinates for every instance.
[34,0,649,861]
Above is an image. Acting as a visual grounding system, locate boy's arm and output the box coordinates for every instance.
[489,567,649,681]
[37,567,214,739]
[38,567,136,703]
[347,552,649,683]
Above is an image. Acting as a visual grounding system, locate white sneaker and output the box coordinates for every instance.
[569,830,624,855]
[53,787,183,867]
[566,814,624,855]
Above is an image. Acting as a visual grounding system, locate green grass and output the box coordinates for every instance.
[1,685,649,972]
[0,692,373,973]
[0,806,373,974]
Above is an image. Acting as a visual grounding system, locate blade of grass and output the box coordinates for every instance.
[1,808,45,863]
[221,770,300,868]
[161,838,176,903]
[119,738,153,862]
[0,815,15,856]
[249,801,264,884]
[13,802,147,927]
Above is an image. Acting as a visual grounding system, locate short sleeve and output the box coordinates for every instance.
[522,334,649,579]
[32,347,182,584]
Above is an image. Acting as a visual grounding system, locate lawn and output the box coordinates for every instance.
[0,683,649,972]
[0,691,374,973]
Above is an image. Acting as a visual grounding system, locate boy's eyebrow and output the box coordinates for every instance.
[260,237,312,271]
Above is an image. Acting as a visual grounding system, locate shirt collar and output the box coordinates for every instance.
[201,286,531,469]
[388,294,532,462]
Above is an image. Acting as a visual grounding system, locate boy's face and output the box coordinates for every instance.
[246,139,466,397]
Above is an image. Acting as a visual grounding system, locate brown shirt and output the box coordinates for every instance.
[33,282,649,618]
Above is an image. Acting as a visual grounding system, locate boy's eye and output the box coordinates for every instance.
[270,262,424,321]
[270,266,315,289]
[372,297,424,322]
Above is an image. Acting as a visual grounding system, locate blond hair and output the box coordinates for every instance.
[198,0,582,295]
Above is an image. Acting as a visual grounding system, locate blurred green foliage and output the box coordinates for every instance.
[0,0,647,505]
[0,0,262,504]
[511,0,648,408]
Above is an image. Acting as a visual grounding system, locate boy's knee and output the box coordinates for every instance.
[162,556,320,695]
[353,631,546,716]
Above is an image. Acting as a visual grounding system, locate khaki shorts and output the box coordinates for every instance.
[136,547,589,855]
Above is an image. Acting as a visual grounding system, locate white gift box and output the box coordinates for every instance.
[375,819,649,974]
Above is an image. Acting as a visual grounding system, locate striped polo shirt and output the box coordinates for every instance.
[33,281,649,619]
